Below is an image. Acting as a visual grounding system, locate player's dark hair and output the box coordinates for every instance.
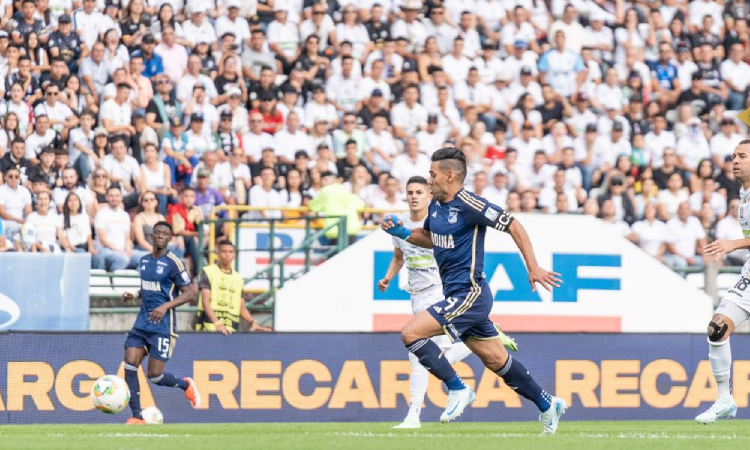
[431,147,467,183]
[153,220,173,232]
[217,240,235,250]
[739,139,750,146]
[407,175,428,186]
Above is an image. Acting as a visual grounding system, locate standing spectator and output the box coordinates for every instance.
[168,187,203,276]
[92,186,133,271]
[664,202,707,269]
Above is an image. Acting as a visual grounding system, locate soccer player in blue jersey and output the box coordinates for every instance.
[383,148,566,434]
[121,221,201,425]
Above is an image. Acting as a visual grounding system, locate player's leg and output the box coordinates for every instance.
[464,320,566,435]
[123,331,148,423]
[393,352,429,429]
[145,334,201,409]
[696,297,749,423]
[401,308,466,392]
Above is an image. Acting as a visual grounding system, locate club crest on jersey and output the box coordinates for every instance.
[432,210,437,218]
[156,266,164,274]
[448,206,459,224]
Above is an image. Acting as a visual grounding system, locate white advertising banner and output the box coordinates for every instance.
[274,214,714,333]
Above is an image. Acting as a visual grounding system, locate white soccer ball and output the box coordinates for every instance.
[91,375,130,414]
[142,406,164,425]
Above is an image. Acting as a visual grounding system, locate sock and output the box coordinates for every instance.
[708,338,733,399]
[124,364,142,419]
[407,352,427,420]
[406,338,465,391]
[445,342,473,365]
[149,372,189,390]
[495,354,552,412]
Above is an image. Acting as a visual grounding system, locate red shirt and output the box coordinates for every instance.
[251,108,283,135]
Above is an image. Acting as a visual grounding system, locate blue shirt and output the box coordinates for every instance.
[423,189,513,297]
[654,63,678,90]
[134,250,191,335]
[131,50,164,78]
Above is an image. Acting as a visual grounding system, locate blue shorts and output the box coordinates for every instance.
[124,328,176,362]
[427,283,500,343]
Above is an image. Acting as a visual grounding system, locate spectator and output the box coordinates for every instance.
[390,137,430,188]
[243,111,275,163]
[101,137,142,209]
[598,175,636,224]
[274,111,313,163]
[25,190,59,253]
[715,198,746,266]
[632,202,669,262]
[57,192,93,253]
[52,166,95,217]
[0,166,31,242]
[308,171,365,246]
[539,168,578,214]
[538,31,585,98]
[664,201,708,269]
[248,166,284,219]
[168,187,203,276]
[371,175,407,222]
[194,167,226,220]
[140,143,176,215]
[366,113,398,172]
[710,118,744,166]
[92,186,133,271]
[391,83,427,140]
[689,177,727,221]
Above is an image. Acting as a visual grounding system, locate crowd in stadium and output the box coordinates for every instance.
[0,0,747,273]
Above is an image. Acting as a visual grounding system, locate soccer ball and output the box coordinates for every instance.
[91,375,130,414]
[142,406,164,424]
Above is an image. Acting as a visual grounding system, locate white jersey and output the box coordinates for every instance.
[716,185,750,326]
[392,213,441,294]
[739,186,750,276]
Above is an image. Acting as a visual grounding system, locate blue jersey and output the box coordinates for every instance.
[133,251,191,335]
[423,189,513,297]
[654,63,678,90]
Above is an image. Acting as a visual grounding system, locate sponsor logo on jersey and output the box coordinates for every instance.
[142,281,162,292]
[430,232,455,249]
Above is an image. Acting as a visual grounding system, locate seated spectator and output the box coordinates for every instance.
[248,167,284,219]
[337,139,374,182]
[371,175,407,223]
[483,170,509,209]
[274,111,313,164]
[0,167,32,243]
[304,85,339,129]
[101,137,142,209]
[132,190,184,263]
[27,147,58,189]
[599,198,635,240]
[184,111,217,156]
[168,187,203,276]
[0,137,34,185]
[539,168,579,214]
[100,83,135,137]
[597,175,635,224]
[634,177,659,220]
[52,167,95,217]
[676,117,711,171]
[217,147,252,205]
[162,117,198,185]
[658,172,690,220]
[689,178,727,221]
[520,189,539,212]
[365,113,398,173]
[281,168,304,208]
[333,112,369,159]
[25,190,59,253]
[664,202,707,269]
[25,116,62,164]
[715,198,746,266]
[194,168,226,220]
[390,137,430,188]
[243,111,275,163]
[140,143,177,215]
[92,186,133,271]
[214,109,243,157]
[57,192,93,253]
[631,202,668,262]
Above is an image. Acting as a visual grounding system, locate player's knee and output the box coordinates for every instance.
[707,320,730,342]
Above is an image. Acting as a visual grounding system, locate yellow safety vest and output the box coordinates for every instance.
[195,264,244,332]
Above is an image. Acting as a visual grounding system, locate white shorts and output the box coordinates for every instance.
[716,275,750,327]
[411,285,453,350]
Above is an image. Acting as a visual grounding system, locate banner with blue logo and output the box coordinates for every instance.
[0,254,89,330]
[0,332,747,424]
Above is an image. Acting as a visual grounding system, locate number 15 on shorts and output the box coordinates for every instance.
[157,337,170,359]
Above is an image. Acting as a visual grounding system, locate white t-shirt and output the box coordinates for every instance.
[59,212,91,247]
[392,213,441,293]
[631,219,668,258]
[100,99,132,129]
[25,130,58,160]
[666,216,706,258]
[0,184,31,232]
[26,210,59,246]
[248,186,284,219]
[52,186,94,213]
[242,131,275,161]
[689,191,727,219]
[267,20,300,59]
[94,205,131,252]
[390,102,428,137]
[101,154,141,189]
[391,153,431,188]
[274,129,314,161]
[657,189,689,219]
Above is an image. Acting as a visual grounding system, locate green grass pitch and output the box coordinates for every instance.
[1,421,750,450]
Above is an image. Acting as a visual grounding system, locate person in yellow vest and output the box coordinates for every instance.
[195,240,271,334]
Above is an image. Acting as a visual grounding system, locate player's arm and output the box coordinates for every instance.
[381,214,433,248]
[150,284,197,323]
[241,304,271,332]
[378,247,405,292]
[196,270,230,335]
[704,237,750,262]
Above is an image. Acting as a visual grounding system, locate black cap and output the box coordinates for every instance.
[260,90,277,101]
[220,109,233,118]
[58,14,72,23]
[280,84,297,94]
[427,113,438,123]
[692,71,703,80]
[371,88,383,97]
[402,61,417,73]
[170,116,183,127]
[520,66,533,76]
[585,123,597,133]
[612,121,624,131]
[294,150,310,159]
[190,112,204,122]
[482,40,497,50]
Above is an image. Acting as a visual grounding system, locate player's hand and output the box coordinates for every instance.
[377,278,390,292]
[216,321,231,335]
[123,291,135,302]
[704,239,736,261]
[149,305,168,323]
[528,266,562,292]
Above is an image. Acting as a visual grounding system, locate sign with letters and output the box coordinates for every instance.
[275,214,712,333]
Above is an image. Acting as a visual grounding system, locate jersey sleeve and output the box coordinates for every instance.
[169,253,193,288]
[458,190,514,232]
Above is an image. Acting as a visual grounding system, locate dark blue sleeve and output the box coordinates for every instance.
[169,254,192,288]
[457,190,514,232]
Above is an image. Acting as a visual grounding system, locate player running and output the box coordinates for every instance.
[378,176,518,429]
[382,148,566,434]
[698,139,750,424]
[121,220,201,425]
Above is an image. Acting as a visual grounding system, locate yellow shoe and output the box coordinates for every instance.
[496,325,518,352]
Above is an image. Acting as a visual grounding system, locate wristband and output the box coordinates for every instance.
[383,214,412,240]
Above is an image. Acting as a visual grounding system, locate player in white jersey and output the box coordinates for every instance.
[377,175,517,429]
[698,139,750,424]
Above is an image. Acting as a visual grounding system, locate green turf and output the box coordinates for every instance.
[1,421,749,450]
